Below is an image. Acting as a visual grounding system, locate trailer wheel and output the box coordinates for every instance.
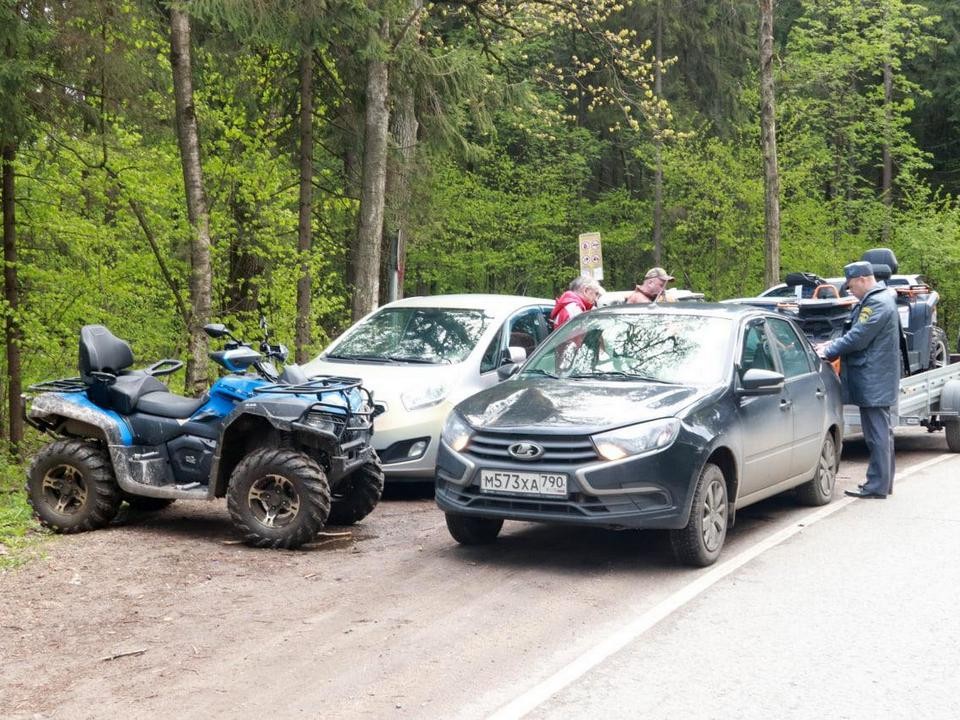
[946,421,960,453]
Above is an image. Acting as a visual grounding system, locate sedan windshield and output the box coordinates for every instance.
[523,312,733,385]
[326,307,490,364]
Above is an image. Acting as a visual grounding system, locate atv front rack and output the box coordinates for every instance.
[252,375,363,396]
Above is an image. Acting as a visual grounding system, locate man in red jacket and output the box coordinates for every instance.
[549,275,604,328]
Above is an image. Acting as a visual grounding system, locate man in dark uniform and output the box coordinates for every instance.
[816,261,900,499]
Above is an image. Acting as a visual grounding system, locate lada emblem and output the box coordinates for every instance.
[507,442,545,461]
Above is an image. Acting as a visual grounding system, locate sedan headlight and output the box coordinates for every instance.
[592,418,681,461]
[401,384,449,411]
[441,411,473,452]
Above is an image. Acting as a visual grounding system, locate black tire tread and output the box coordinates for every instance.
[946,421,960,453]
[669,463,727,567]
[226,447,331,549]
[445,513,503,545]
[25,439,121,533]
[930,326,948,369]
[327,455,384,526]
[797,433,838,506]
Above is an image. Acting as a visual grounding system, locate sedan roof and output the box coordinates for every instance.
[596,301,770,320]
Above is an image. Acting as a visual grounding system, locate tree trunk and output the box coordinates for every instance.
[759,0,781,289]
[652,0,664,267]
[351,17,391,321]
[386,0,423,302]
[881,60,893,243]
[2,143,22,456]
[226,195,262,315]
[170,8,212,394]
[296,48,314,362]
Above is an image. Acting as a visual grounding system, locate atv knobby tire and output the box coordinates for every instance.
[227,447,331,549]
[121,492,175,512]
[930,326,948,370]
[26,439,121,533]
[327,455,384,526]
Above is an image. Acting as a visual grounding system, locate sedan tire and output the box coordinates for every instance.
[796,433,837,506]
[445,513,503,545]
[670,463,727,567]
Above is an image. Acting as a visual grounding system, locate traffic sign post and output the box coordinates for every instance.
[578,232,603,281]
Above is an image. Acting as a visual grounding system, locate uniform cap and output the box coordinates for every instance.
[843,261,874,280]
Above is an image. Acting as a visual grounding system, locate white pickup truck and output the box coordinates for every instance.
[842,360,960,452]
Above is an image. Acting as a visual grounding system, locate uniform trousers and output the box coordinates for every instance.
[860,405,895,496]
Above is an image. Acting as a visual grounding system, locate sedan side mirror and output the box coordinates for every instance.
[497,363,521,381]
[738,368,785,395]
[501,346,527,366]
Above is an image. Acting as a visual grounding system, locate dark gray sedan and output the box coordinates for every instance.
[435,303,844,566]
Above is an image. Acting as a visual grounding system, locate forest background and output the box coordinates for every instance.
[2,0,960,475]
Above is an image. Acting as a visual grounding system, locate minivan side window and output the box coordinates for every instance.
[767,318,813,378]
[480,328,503,374]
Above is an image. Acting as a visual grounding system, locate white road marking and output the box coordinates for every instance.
[487,452,956,720]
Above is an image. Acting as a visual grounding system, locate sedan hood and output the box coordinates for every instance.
[456,378,721,434]
[302,357,462,401]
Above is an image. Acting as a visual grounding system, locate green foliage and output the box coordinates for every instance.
[0,457,44,570]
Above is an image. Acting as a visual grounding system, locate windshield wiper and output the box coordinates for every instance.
[523,368,559,379]
[385,355,448,364]
[569,371,674,383]
[325,353,395,363]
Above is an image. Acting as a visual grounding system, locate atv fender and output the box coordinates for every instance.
[209,397,372,498]
[27,393,185,500]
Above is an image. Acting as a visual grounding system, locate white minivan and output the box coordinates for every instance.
[302,295,553,482]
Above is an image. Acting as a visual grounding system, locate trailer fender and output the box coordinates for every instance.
[940,379,960,417]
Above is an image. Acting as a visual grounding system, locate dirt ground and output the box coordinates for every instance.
[0,431,951,719]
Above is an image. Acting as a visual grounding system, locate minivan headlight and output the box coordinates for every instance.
[441,411,473,452]
[401,383,449,411]
[592,418,681,461]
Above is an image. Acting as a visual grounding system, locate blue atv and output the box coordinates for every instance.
[24,323,384,548]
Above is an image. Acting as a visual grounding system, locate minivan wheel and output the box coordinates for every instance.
[670,463,727,567]
[797,433,837,506]
[445,513,503,545]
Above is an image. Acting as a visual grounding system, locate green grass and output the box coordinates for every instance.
[0,461,47,570]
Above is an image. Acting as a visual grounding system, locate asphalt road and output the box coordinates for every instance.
[1,428,956,719]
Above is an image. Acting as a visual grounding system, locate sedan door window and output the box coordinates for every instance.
[767,318,813,378]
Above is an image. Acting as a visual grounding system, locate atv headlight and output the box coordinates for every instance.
[592,418,681,461]
[441,411,472,453]
[302,412,340,434]
[401,383,449,411]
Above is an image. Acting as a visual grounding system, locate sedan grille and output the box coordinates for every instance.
[465,431,599,466]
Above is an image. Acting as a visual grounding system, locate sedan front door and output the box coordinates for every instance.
[735,320,795,498]
[766,317,826,479]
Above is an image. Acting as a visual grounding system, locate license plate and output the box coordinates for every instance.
[479,469,568,497]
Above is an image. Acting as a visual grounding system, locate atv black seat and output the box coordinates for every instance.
[861,248,899,274]
[871,263,892,281]
[79,325,135,382]
[79,324,195,416]
[136,391,205,419]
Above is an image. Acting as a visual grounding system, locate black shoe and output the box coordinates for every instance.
[845,489,887,499]
[858,483,892,495]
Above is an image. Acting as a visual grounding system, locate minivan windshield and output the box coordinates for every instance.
[523,312,733,385]
[326,307,490,364]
